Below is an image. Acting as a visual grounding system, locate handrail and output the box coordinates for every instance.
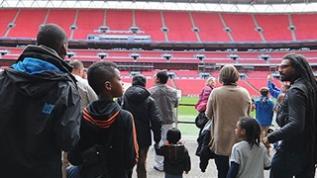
[175,102,196,127]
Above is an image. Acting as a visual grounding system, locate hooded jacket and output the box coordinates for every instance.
[120,85,161,148]
[0,45,81,178]
[155,143,191,175]
[68,99,138,178]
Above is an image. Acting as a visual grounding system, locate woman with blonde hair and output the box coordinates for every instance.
[195,76,216,129]
[205,65,251,178]
[195,76,216,113]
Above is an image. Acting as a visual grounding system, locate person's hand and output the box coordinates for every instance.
[267,74,273,81]
[263,137,269,145]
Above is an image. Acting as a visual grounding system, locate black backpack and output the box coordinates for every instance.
[80,126,114,178]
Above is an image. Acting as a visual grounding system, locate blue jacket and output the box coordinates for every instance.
[267,80,281,99]
[255,96,274,126]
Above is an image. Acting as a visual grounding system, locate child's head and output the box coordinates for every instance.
[235,117,261,148]
[167,128,181,144]
[259,87,269,97]
[87,62,123,98]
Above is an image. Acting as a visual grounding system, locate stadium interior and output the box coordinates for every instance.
[0,0,317,96]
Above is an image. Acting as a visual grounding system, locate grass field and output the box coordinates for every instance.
[177,96,199,136]
[177,96,255,136]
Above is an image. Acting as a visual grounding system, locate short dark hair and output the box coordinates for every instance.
[167,128,181,144]
[36,24,67,54]
[260,87,269,96]
[87,62,118,95]
[69,60,84,70]
[132,74,146,87]
[156,70,169,84]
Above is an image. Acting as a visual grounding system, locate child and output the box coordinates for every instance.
[227,117,271,178]
[254,87,274,151]
[155,128,191,178]
[68,62,138,178]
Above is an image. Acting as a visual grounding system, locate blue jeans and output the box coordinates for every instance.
[66,165,80,178]
[270,148,316,178]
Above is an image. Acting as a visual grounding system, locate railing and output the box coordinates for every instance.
[175,103,196,128]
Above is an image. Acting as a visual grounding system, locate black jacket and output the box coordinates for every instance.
[68,99,138,178]
[0,45,81,178]
[155,143,191,176]
[120,85,161,148]
[268,78,312,154]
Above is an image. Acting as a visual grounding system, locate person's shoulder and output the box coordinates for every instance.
[182,144,190,153]
[148,85,159,93]
[233,140,249,150]
[119,109,133,118]
[112,109,135,130]
[58,75,79,92]
[75,76,87,84]
[211,86,222,93]
[237,86,250,93]
[166,85,176,91]
[254,98,261,102]
[259,143,266,149]
[149,85,158,90]
[289,81,307,93]
[259,143,268,153]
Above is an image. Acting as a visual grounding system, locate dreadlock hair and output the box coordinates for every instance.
[283,53,317,164]
[239,117,261,149]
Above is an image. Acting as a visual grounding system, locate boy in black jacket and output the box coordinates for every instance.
[68,62,139,178]
[155,128,191,178]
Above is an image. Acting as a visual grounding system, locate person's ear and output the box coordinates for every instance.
[104,81,112,91]
[59,43,67,59]
[155,77,160,84]
[241,129,246,136]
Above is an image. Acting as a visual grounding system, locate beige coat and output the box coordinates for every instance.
[205,85,251,156]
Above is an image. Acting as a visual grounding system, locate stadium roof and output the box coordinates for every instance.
[106,0,316,3]
[1,0,317,13]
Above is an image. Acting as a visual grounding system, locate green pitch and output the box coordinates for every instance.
[177,96,199,136]
[177,96,255,136]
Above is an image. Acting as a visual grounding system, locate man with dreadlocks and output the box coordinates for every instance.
[264,53,317,178]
